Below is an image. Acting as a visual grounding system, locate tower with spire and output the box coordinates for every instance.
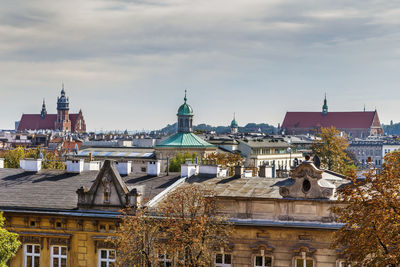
[230,113,239,134]
[177,90,194,133]
[40,99,47,119]
[55,83,72,131]
[322,93,328,115]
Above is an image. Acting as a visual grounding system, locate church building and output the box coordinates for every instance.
[155,91,216,162]
[281,96,383,138]
[17,85,86,133]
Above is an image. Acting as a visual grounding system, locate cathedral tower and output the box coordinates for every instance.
[55,84,72,131]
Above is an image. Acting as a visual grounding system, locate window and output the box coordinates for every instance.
[98,249,115,267]
[254,255,272,267]
[215,253,231,267]
[159,253,172,267]
[51,246,67,267]
[295,258,313,267]
[24,244,40,267]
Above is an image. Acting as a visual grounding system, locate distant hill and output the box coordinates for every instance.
[382,122,400,136]
[159,122,277,135]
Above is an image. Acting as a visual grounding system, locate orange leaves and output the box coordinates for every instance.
[115,185,232,267]
[332,151,400,266]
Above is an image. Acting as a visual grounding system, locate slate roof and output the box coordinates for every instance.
[281,111,377,130]
[17,113,81,132]
[156,133,215,148]
[0,168,180,210]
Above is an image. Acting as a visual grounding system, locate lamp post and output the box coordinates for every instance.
[287,140,292,169]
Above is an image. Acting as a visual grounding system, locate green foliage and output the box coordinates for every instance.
[3,147,25,168]
[0,213,21,266]
[169,152,197,172]
[3,147,65,170]
[41,151,65,170]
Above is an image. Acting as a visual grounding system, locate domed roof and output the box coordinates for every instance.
[230,119,238,128]
[177,91,193,116]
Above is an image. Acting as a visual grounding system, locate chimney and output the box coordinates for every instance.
[181,163,198,178]
[20,158,42,172]
[198,159,220,176]
[66,159,84,173]
[116,161,132,176]
[147,161,160,176]
[0,158,4,168]
[234,164,244,178]
[83,160,101,171]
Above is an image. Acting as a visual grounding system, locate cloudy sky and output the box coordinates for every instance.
[1,0,399,131]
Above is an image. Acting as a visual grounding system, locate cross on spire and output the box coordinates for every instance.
[184,89,187,103]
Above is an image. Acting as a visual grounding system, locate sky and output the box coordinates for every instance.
[1,0,400,131]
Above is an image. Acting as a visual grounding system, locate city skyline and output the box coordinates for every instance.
[1,0,400,130]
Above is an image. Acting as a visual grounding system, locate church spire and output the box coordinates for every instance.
[40,98,47,119]
[322,93,328,115]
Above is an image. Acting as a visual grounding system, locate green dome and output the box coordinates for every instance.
[177,92,193,116]
[177,103,193,116]
[230,119,238,128]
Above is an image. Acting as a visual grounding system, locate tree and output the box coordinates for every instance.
[332,151,400,266]
[115,184,232,267]
[311,127,350,173]
[206,152,242,175]
[0,212,21,267]
[3,147,65,170]
[169,152,197,172]
[3,147,25,168]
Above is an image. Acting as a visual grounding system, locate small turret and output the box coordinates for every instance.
[230,113,239,134]
[177,90,194,133]
[322,93,328,115]
[40,99,47,119]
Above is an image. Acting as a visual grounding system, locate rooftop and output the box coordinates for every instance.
[156,132,215,148]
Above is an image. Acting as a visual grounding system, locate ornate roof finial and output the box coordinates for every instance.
[61,82,65,95]
[184,89,187,103]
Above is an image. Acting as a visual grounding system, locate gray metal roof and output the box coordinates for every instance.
[0,168,180,211]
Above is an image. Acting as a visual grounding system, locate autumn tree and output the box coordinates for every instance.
[115,184,232,267]
[206,152,242,175]
[0,212,21,266]
[332,151,400,266]
[311,127,350,173]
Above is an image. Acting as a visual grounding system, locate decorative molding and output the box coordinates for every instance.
[249,241,274,253]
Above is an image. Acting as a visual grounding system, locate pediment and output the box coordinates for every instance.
[279,161,333,199]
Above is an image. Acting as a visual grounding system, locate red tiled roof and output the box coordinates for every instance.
[281,111,377,129]
[17,113,81,131]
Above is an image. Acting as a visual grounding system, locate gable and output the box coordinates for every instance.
[77,160,137,210]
